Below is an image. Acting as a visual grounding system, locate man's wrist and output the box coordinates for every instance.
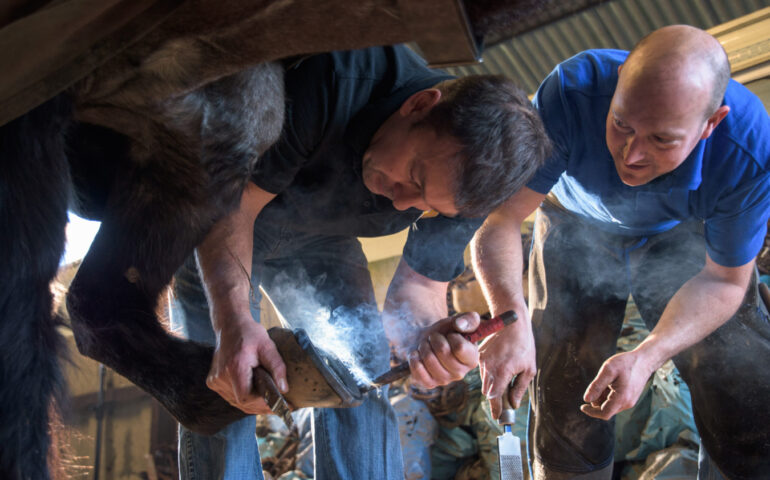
[632,336,671,375]
[491,294,528,323]
[212,307,257,335]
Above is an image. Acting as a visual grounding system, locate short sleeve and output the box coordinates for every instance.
[401,214,484,282]
[705,171,770,267]
[527,67,571,194]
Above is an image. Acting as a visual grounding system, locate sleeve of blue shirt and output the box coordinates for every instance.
[402,214,484,282]
[702,83,770,267]
[527,65,572,194]
[706,170,770,267]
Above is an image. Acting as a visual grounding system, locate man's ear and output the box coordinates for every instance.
[700,105,730,140]
[400,89,442,118]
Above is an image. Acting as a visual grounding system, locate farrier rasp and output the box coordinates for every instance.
[497,395,523,480]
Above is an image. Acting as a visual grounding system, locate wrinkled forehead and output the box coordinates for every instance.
[616,57,713,115]
[611,75,708,127]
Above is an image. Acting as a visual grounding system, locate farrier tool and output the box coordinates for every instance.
[253,366,295,430]
[497,394,524,480]
[363,310,517,392]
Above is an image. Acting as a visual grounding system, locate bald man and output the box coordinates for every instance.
[471,25,770,479]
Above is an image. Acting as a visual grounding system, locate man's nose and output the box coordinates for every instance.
[623,136,646,164]
[391,184,423,211]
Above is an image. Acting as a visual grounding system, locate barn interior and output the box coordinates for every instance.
[4,0,770,479]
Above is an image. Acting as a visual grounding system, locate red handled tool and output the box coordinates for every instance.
[363,310,517,391]
[463,310,517,343]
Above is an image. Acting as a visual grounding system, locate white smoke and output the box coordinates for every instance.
[261,274,383,385]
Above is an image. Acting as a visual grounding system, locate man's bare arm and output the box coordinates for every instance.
[195,182,285,414]
[582,255,754,419]
[471,187,544,414]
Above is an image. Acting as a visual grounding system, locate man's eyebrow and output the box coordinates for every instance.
[653,131,685,140]
[409,156,428,204]
[612,108,684,139]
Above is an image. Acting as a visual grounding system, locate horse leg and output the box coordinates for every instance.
[66,63,284,435]
[67,199,248,435]
[0,95,71,480]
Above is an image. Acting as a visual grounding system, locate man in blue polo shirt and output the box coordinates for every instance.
[472,25,770,479]
[171,45,550,479]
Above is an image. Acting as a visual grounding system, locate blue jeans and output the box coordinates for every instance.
[528,198,770,480]
[170,220,403,480]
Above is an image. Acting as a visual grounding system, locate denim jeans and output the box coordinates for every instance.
[170,220,403,480]
[528,198,770,480]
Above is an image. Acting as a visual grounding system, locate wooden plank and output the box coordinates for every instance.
[0,0,183,126]
[400,0,481,67]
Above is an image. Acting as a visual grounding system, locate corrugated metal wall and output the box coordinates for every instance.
[446,0,770,93]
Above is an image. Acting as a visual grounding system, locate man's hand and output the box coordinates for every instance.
[195,183,281,414]
[580,349,656,420]
[479,311,536,418]
[470,187,544,418]
[408,312,482,389]
[207,317,287,415]
[580,257,753,420]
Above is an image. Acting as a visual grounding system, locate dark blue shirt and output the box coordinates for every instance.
[251,46,483,281]
[528,49,770,267]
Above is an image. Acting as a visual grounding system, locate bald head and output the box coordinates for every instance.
[622,25,730,118]
[606,26,732,186]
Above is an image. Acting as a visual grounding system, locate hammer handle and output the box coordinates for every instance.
[463,310,517,343]
[370,310,517,387]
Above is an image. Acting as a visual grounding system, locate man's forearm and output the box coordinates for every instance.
[471,187,544,320]
[634,259,753,370]
[196,213,255,331]
[470,200,541,408]
[196,183,288,407]
[471,218,528,319]
[581,259,753,420]
[195,183,275,333]
[383,258,449,353]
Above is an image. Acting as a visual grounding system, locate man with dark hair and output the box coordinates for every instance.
[472,25,770,479]
[417,75,551,217]
[172,44,549,479]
